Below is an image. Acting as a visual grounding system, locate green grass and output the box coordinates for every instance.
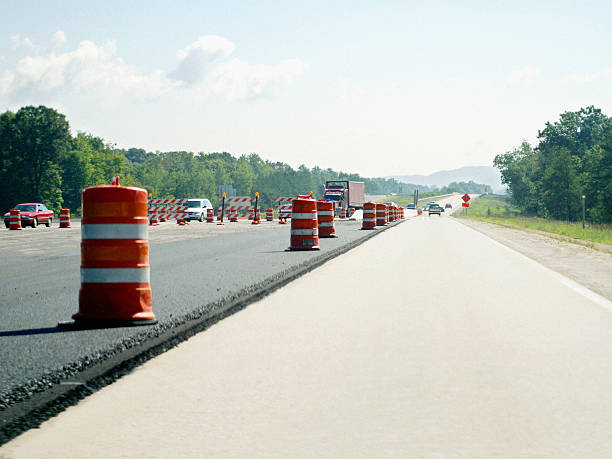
[456,194,612,246]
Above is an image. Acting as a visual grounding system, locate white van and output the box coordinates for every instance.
[185,198,213,222]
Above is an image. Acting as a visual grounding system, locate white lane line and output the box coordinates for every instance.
[451,218,612,312]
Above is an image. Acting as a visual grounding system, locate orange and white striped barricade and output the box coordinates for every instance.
[274,197,294,222]
[223,197,253,220]
[317,200,337,238]
[229,210,238,222]
[289,196,319,250]
[217,207,222,221]
[59,208,70,228]
[148,199,188,223]
[376,203,387,226]
[69,185,156,327]
[362,202,377,230]
[9,209,21,230]
[266,208,274,221]
[206,208,214,223]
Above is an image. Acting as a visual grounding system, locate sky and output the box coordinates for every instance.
[1,0,611,177]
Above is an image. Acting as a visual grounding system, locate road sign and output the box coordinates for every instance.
[462,202,470,207]
[462,193,471,202]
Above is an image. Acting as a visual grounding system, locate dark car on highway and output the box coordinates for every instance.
[405,203,416,210]
[428,204,443,216]
[3,203,54,228]
[445,203,452,209]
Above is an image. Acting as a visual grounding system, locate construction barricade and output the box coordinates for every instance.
[376,203,388,226]
[229,210,238,222]
[289,196,320,250]
[70,184,156,327]
[274,197,293,222]
[362,202,377,230]
[206,208,214,223]
[266,208,273,221]
[349,207,355,217]
[339,207,347,219]
[59,208,70,228]
[9,209,21,230]
[148,198,188,223]
[317,200,336,238]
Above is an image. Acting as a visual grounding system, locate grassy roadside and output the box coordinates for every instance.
[455,194,612,246]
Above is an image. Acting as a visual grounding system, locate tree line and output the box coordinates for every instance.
[1,105,491,213]
[494,106,612,223]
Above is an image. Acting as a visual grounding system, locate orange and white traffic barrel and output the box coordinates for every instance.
[9,209,21,230]
[362,202,376,229]
[317,200,336,238]
[150,215,159,226]
[349,207,355,217]
[266,208,273,221]
[289,196,320,250]
[339,207,346,219]
[59,208,70,228]
[73,185,156,326]
[390,206,396,222]
[230,211,238,222]
[206,208,214,223]
[376,203,387,226]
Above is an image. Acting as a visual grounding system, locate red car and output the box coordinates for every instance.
[3,203,54,228]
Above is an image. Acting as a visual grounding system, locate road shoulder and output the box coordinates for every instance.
[455,217,612,301]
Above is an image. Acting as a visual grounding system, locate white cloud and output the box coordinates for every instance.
[506,66,540,85]
[52,30,67,48]
[0,40,176,106]
[10,34,37,51]
[0,34,306,107]
[172,35,236,84]
[204,58,307,102]
[567,68,612,83]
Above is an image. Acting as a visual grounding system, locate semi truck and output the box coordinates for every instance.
[323,180,365,214]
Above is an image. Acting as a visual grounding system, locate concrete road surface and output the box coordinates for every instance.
[3,216,612,458]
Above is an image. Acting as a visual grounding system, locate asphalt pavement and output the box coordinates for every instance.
[0,218,400,413]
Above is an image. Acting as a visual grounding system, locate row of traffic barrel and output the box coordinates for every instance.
[61,185,404,328]
[289,197,404,250]
[7,208,72,230]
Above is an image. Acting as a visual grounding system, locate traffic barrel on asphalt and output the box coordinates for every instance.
[266,208,273,221]
[349,207,355,217]
[59,208,71,228]
[376,204,387,226]
[388,207,394,222]
[72,185,156,326]
[9,209,21,230]
[362,202,376,230]
[339,207,346,219]
[317,200,336,238]
[150,215,159,226]
[289,196,320,250]
[230,211,238,222]
[206,208,214,223]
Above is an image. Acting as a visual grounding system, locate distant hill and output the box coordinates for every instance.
[390,166,505,193]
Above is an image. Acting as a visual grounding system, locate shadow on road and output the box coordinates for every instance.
[0,326,80,337]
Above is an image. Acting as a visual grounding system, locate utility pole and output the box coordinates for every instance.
[582,195,586,229]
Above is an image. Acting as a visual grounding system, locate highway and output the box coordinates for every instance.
[0,216,400,428]
[3,209,612,458]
